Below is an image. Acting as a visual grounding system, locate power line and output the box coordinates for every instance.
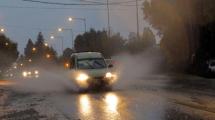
[0,5,142,11]
[22,0,143,6]
[22,0,103,6]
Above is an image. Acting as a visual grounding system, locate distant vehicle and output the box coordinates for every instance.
[22,69,39,79]
[69,52,117,91]
[208,60,215,72]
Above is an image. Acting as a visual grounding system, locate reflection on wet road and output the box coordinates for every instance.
[0,80,15,86]
[50,90,167,120]
[78,93,124,120]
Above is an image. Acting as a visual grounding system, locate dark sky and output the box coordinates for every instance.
[0,0,149,55]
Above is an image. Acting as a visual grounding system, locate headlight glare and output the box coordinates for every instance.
[34,70,39,75]
[105,72,112,78]
[22,71,28,77]
[76,73,89,81]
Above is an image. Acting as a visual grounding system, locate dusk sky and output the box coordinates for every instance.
[0,0,149,55]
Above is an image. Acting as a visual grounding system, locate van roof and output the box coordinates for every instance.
[72,52,103,59]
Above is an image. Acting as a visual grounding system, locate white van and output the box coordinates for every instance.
[69,52,117,90]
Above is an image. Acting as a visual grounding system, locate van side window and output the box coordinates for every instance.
[70,56,76,69]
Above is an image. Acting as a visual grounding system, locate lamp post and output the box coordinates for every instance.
[107,0,110,38]
[57,28,74,49]
[50,35,64,54]
[68,17,87,33]
[136,0,140,40]
[0,28,5,35]
[0,28,5,33]
[32,47,37,52]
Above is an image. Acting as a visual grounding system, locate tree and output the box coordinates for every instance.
[35,32,45,59]
[143,0,215,71]
[74,29,125,57]
[62,48,74,60]
[23,32,58,66]
[58,48,74,66]
[24,39,34,59]
[126,28,156,54]
[0,34,19,71]
[142,28,156,48]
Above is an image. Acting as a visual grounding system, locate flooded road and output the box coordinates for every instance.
[48,90,167,120]
[1,77,215,120]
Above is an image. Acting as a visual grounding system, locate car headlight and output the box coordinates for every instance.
[34,70,39,75]
[76,73,89,82]
[22,71,28,77]
[105,72,118,84]
[28,71,32,75]
[105,72,113,79]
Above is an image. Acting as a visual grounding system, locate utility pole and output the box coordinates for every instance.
[136,0,140,40]
[107,0,111,38]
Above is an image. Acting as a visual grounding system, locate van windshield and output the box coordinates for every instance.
[77,58,107,69]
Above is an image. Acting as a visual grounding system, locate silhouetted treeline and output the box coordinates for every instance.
[74,28,156,57]
[21,32,57,67]
[0,34,19,72]
[143,0,215,76]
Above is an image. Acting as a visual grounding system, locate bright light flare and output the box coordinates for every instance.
[105,72,118,84]
[22,71,28,77]
[5,42,9,46]
[28,71,32,75]
[76,73,89,87]
[64,63,70,68]
[79,95,91,115]
[28,59,32,62]
[76,73,89,82]
[104,93,119,112]
[46,54,51,59]
[34,70,39,75]
[105,72,112,78]
[50,35,55,39]
[58,28,63,32]
[13,66,17,69]
[44,43,48,47]
[32,47,36,52]
[0,28,5,33]
[68,17,73,21]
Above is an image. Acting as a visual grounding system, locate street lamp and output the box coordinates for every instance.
[32,47,37,52]
[0,28,5,33]
[50,35,55,39]
[5,42,9,46]
[57,28,74,49]
[46,54,51,59]
[64,62,70,68]
[50,35,64,54]
[28,59,32,62]
[58,28,63,32]
[135,0,140,40]
[68,17,87,32]
[106,0,111,38]
[68,17,73,22]
[44,43,49,47]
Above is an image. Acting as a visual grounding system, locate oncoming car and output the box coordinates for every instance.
[69,52,117,90]
[22,69,39,78]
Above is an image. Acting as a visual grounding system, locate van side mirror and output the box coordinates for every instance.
[108,64,113,68]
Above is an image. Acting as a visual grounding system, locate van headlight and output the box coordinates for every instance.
[105,72,113,79]
[76,73,89,82]
[105,72,118,83]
